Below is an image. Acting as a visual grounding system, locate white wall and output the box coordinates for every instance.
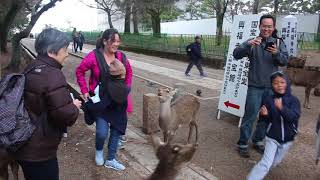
[161,18,233,35]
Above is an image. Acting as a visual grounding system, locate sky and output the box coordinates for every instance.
[32,0,98,33]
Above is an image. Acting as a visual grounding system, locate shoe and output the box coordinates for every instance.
[104,159,126,171]
[200,73,207,77]
[238,147,250,158]
[95,150,104,166]
[63,133,68,138]
[253,144,265,154]
[185,73,191,77]
[120,136,127,143]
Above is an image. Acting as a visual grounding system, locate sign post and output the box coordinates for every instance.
[217,15,262,127]
[281,15,298,57]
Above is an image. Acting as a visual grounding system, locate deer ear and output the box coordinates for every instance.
[150,134,166,149]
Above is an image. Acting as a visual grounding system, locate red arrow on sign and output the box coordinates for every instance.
[224,101,240,109]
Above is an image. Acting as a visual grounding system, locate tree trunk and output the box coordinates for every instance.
[8,0,59,69]
[252,0,259,14]
[216,12,224,46]
[132,3,139,33]
[150,11,161,36]
[124,2,131,33]
[107,10,114,29]
[274,0,279,14]
[0,0,21,53]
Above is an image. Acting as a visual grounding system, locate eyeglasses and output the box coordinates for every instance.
[260,25,274,30]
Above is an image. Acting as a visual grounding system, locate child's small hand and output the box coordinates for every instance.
[260,105,268,116]
[274,98,283,110]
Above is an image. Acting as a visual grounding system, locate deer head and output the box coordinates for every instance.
[157,88,178,103]
[151,135,197,164]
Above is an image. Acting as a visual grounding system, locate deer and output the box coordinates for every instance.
[147,133,198,180]
[157,87,200,144]
[0,148,19,180]
[285,67,320,109]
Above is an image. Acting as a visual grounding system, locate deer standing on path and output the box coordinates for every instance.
[157,88,200,144]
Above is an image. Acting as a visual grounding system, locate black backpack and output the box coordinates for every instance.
[0,65,45,152]
[186,43,192,56]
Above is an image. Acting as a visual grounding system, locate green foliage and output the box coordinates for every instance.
[160,7,183,22]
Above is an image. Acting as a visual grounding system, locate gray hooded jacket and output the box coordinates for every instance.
[233,37,289,88]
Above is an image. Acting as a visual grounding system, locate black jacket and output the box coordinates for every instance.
[190,42,202,61]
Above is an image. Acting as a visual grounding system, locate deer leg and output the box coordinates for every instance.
[163,131,168,143]
[304,87,311,109]
[194,122,199,145]
[10,161,18,180]
[187,123,194,144]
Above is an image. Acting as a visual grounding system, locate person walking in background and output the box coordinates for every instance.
[76,28,133,171]
[15,28,81,180]
[72,28,79,53]
[233,14,289,158]
[78,31,85,53]
[185,36,207,77]
[247,71,301,180]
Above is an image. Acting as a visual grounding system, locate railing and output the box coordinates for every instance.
[65,31,320,58]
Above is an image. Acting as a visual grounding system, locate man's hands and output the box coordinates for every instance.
[248,37,262,46]
[266,44,278,55]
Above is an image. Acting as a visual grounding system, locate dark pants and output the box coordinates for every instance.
[73,39,78,52]
[237,86,273,148]
[18,157,59,180]
[185,58,204,75]
[78,42,83,51]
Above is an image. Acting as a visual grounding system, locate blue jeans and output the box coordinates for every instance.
[96,116,121,160]
[238,86,272,148]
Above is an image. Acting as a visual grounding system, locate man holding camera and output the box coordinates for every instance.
[233,14,289,158]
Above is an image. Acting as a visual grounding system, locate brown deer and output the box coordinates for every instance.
[0,149,19,180]
[147,135,197,180]
[285,67,320,109]
[157,88,200,144]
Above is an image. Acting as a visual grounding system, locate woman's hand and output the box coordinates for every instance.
[73,99,82,109]
[83,93,90,102]
[260,105,268,116]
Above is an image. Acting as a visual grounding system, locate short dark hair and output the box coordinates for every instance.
[96,28,121,49]
[35,28,69,56]
[259,14,276,26]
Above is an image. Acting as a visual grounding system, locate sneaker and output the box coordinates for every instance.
[253,144,265,154]
[63,133,68,138]
[238,147,250,158]
[104,159,126,171]
[120,136,127,143]
[95,150,104,166]
[185,73,191,77]
[200,73,207,77]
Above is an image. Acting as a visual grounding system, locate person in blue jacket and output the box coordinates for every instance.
[247,71,301,180]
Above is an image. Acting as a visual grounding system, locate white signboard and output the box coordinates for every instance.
[281,15,298,57]
[218,15,262,120]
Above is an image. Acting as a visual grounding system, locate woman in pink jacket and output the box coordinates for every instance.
[76,29,132,171]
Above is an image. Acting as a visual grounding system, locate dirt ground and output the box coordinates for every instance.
[1,45,320,179]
